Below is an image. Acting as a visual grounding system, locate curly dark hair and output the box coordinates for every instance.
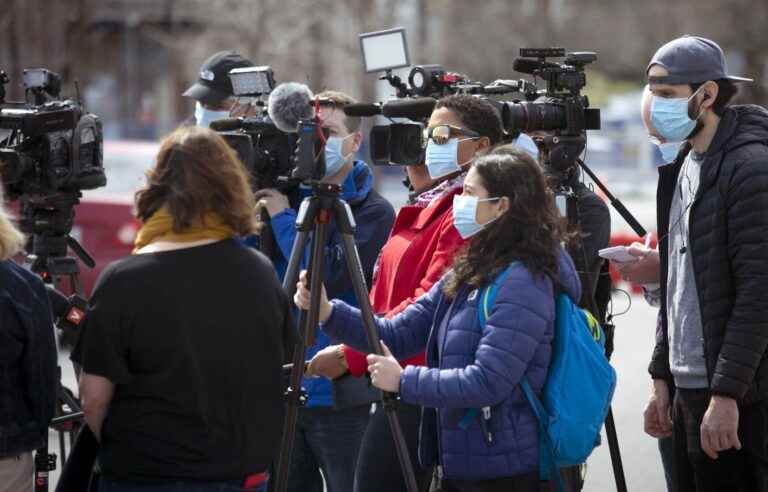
[434,95,503,145]
[443,145,568,298]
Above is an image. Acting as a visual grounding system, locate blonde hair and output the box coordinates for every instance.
[0,188,24,260]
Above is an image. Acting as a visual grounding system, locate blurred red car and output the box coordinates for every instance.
[72,140,158,296]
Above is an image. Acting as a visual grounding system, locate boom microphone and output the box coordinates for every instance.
[343,103,382,117]
[268,82,314,133]
[209,117,244,132]
[381,97,437,120]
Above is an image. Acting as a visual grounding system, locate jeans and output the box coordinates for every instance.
[673,388,768,492]
[285,404,370,492]
[354,401,433,492]
[99,476,268,492]
[658,436,677,492]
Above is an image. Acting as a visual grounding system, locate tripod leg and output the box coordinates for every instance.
[274,221,329,492]
[338,231,419,492]
[605,407,628,492]
[282,229,310,294]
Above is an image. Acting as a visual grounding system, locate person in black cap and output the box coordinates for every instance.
[615,35,768,491]
[183,50,255,127]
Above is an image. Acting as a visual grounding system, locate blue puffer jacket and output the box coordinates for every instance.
[322,250,581,480]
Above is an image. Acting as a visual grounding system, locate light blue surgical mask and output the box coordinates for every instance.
[650,137,681,164]
[323,135,354,179]
[452,194,500,239]
[650,88,703,143]
[514,133,540,160]
[195,101,229,128]
[425,138,474,180]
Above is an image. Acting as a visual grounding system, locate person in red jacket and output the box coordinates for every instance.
[305,95,504,492]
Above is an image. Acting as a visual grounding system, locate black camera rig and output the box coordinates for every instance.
[355,35,602,174]
[0,68,104,277]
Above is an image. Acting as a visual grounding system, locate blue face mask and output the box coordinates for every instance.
[323,135,354,179]
[650,137,681,164]
[514,133,541,160]
[452,194,500,239]
[195,101,229,128]
[425,138,474,180]
[650,88,702,143]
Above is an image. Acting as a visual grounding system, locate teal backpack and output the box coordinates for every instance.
[464,264,616,489]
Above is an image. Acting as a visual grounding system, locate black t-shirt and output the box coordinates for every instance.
[73,239,295,483]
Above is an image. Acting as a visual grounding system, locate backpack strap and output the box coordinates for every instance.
[521,378,564,492]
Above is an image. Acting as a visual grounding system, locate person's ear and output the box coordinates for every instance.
[700,81,719,111]
[496,196,510,217]
[476,136,491,152]
[352,131,363,152]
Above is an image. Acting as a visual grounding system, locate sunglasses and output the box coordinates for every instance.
[422,125,480,146]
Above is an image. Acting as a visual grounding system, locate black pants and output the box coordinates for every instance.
[354,402,433,492]
[673,388,768,492]
[438,472,539,492]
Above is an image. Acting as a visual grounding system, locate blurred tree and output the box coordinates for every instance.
[1,0,764,138]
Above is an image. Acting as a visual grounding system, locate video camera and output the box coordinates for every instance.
[0,68,105,200]
[500,48,601,173]
[354,28,601,173]
[0,68,104,276]
[208,67,295,191]
[210,67,328,191]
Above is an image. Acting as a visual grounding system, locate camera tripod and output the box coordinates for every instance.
[21,194,94,492]
[273,182,419,492]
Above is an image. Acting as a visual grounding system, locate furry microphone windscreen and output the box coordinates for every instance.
[268,82,314,133]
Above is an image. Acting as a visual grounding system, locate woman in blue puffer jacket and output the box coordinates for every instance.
[295,146,581,492]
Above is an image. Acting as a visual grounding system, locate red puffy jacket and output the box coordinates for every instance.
[343,187,467,376]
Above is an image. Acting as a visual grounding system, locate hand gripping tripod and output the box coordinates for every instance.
[273,182,418,492]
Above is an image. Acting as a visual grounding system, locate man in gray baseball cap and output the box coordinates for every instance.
[617,34,768,492]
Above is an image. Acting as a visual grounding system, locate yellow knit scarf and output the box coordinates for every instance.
[133,206,235,253]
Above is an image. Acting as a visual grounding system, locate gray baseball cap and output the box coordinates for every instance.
[647,35,753,85]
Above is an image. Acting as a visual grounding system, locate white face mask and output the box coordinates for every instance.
[195,101,229,128]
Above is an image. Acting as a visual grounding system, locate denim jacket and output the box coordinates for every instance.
[0,260,57,457]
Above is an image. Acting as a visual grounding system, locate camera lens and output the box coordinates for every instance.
[502,101,566,133]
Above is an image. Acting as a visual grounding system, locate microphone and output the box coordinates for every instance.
[268,82,314,133]
[209,117,244,132]
[381,97,437,120]
[343,103,381,117]
[45,285,88,331]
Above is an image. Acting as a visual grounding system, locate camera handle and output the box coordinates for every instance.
[561,187,628,492]
[274,183,419,492]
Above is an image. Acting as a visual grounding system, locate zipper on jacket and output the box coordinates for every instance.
[480,406,493,445]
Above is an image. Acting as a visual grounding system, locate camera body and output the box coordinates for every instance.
[502,48,601,173]
[216,70,328,192]
[0,68,105,201]
[218,114,299,191]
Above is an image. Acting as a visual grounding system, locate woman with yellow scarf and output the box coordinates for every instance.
[72,126,294,492]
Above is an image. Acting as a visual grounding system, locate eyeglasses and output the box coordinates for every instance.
[422,125,480,146]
